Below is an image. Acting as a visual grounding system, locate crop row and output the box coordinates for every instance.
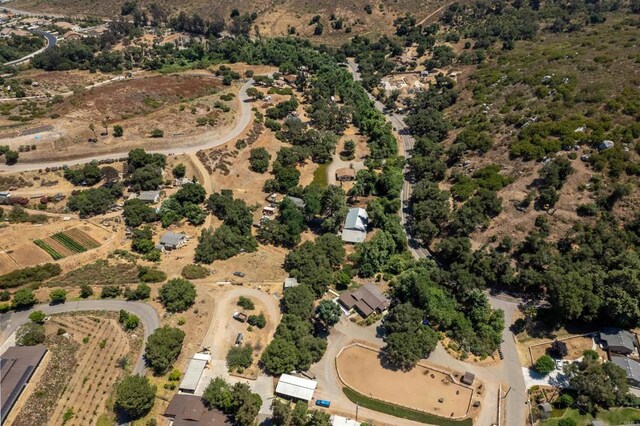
[34,239,65,260]
[51,232,88,253]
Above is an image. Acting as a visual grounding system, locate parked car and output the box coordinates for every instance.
[235,333,244,346]
[315,400,330,408]
[233,271,245,277]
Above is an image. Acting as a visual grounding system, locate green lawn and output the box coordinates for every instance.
[543,407,640,425]
[342,387,473,426]
[311,162,330,187]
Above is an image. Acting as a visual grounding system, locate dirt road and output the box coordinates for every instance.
[0,78,255,173]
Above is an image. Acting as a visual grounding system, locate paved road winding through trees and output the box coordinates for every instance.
[345,59,527,426]
[0,300,160,375]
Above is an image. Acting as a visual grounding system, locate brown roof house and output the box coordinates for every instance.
[338,283,390,318]
[164,394,231,425]
[335,167,356,182]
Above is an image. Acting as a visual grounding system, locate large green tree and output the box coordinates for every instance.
[144,326,185,374]
[115,375,156,419]
[159,278,197,312]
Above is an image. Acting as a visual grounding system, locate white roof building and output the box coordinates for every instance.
[331,415,361,426]
[275,374,317,401]
[341,208,368,244]
[178,352,210,393]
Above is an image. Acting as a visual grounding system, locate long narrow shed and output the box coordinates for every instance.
[275,374,317,401]
[179,352,211,393]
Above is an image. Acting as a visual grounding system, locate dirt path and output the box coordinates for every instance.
[0,78,255,173]
[417,3,451,26]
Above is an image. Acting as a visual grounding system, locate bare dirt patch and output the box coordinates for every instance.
[528,335,605,366]
[336,344,474,420]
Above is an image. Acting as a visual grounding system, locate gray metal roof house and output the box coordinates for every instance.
[284,277,299,290]
[159,232,187,250]
[611,356,640,388]
[138,190,160,203]
[179,352,210,393]
[286,196,306,209]
[600,329,637,355]
[1,345,48,423]
[341,207,368,244]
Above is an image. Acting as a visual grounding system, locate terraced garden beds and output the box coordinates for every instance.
[34,228,102,260]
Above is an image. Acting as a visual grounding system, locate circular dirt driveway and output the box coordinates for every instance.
[336,344,474,419]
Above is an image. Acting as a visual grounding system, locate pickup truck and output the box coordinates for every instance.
[233,312,248,323]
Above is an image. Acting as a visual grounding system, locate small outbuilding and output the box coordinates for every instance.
[275,374,317,402]
[284,277,299,290]
[138,190,160,204]
[335,167,356,182]
[178,352,211,393]
[461,372,475,386]
[164,394,231,425]
[600,329,637,355]
[159,232,187,250]
[331,415,361,426]
[286,196,306,209]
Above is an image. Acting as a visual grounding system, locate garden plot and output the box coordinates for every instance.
[46,313,138,425]
[34,227,102,260]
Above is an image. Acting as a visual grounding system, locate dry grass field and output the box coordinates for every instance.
[336,344,475,420]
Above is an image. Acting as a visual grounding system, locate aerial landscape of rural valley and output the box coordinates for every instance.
[0,1,640,425]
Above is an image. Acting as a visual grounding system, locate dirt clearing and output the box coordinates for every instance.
[336,344,474,420]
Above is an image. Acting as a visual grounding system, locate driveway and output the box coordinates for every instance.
[0,300,160,375]
[194,287,281,421]
[0,78,255,172]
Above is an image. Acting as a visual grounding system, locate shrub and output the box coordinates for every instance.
[29,310,46,324]
[137,267,166,283]
[226,345,253,372]
[0,290,10,301]
[0,263,62,289]
[159,278,196,312]
[125,283,152,300]
[16,322,45,345]
[168,369,181,381]
[534,355,555,375]
[12,288,36,309]
[557,393,574,408]
[237,296,254,310]
[247,313,266,329]
[80,284,94,298]
[181,264,209,279]
[150,128,164,138]
[113,125,124,137]
[101,285,121,298]
[249,148,271,173]
[582,349,599,360]
[49,288,67,304]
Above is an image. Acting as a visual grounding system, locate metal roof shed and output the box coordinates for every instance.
[179,353,211,393]
[275,374,317,401]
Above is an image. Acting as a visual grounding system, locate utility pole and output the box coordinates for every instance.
[355,402,359,421]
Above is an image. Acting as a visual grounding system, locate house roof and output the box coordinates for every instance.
[344,208,368,231]
[138,190,160,202]
[611,356,640,382]
[600,329,636,351]
[336,168,356,178]
[286,196,306,209]
[338,284,389,317]
[331,415,361,426]
[164,394,230,425]
[341,229,367,244]
[1,345,47,423]
[284,277,299,288]
[275,374,317,401]
[160,232,186,247]
[179,353,210,392]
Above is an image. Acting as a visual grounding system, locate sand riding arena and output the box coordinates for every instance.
[336,344,475,419]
